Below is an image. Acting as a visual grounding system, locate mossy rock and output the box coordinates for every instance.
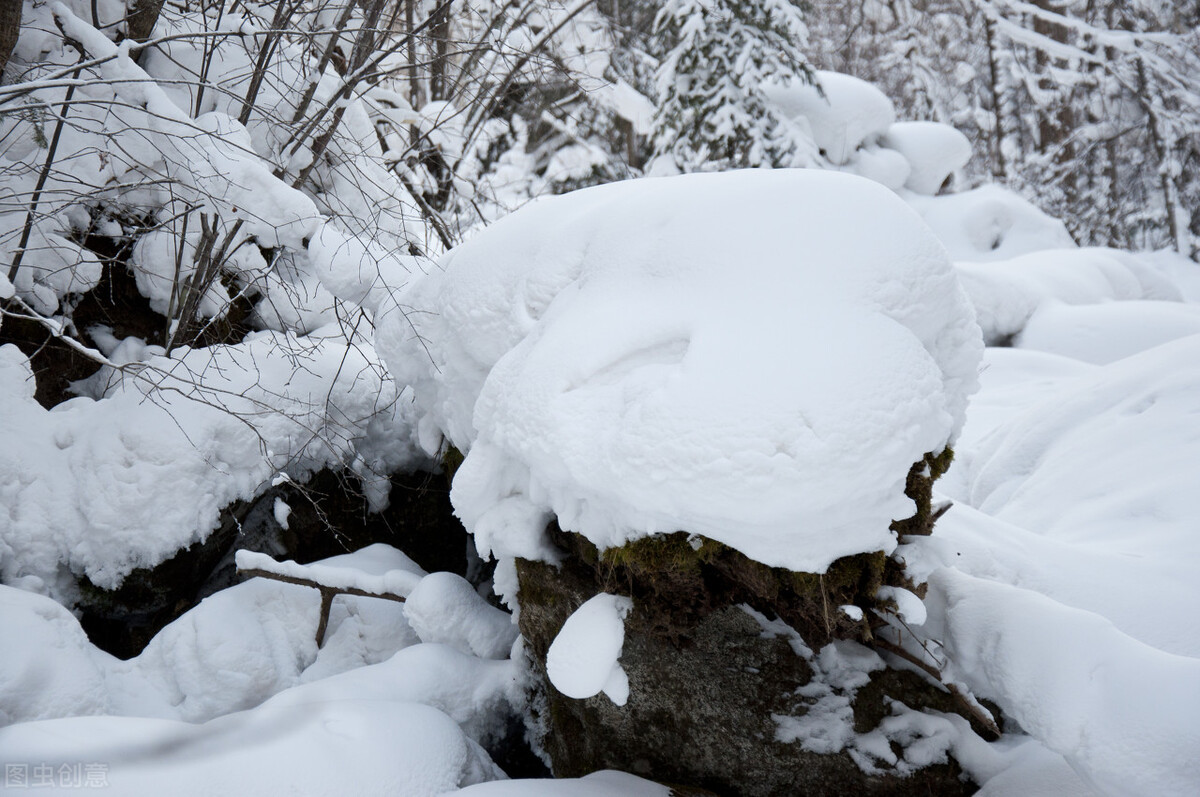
[513,449,978,795]
[516,551,976,796]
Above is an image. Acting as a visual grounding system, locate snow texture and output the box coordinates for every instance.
[0,701,500,796]
[0,544,524,792]
[546,593,633,705]
[404,572,519,659]
[0,545,430,726]
[906,185,1077,262]
[763,71,896,165]
[236,549,424,597]
[927,569,1200,797]
[0,332,424,597]
[882,121,972,195]
[955,248,1181,344]
[454,770,669,796]
[379,169,982,574]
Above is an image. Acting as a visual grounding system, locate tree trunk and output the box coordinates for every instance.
[126,0,166,44]
[0,0,22,79]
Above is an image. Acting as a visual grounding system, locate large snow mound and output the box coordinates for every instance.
[379,170,982,573]
[927,569,1200,797]
[0,700,500,796]
[1015,300,1200,364]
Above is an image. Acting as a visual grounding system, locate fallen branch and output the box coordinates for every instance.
[238,559,406,647]
[872,636,1002,741]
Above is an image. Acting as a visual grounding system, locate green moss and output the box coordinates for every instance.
[523,448,954,648]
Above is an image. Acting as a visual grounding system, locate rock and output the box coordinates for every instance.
[511,452,979,796]
[76,467,471,658]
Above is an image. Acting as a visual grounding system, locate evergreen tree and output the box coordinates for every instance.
[650,0,816,172]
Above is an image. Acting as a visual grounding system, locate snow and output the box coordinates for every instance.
[906,185,1077,262]
[379,169,982,574]
[882,121,973,195]
[875,585,927,626]
[1015,300,1200,364]
[546,594,633,705]
[763,71,897,165]
[272,498,291,530]
[0,543,523,793]
[752,607,964,776]
[0,332,424,599]
[927,569,1200,797]
[404,572,519,659]
[0,545,431,726]
[955,247,1182,344]
[0,700,501,796]
[2,17,1199,792]
[236,549,424,598]
[454,770,669,796]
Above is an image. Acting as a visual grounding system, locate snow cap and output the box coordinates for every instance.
[379,169,982,573]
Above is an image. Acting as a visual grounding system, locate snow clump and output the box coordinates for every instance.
[378,169,982,575]
[546,593,634,705]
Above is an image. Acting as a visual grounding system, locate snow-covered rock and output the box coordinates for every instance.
[763,71,896,165]
[907,184,1076,262]
[378,169,982,574]
[955,248,1182,344]
[883,121,972,195]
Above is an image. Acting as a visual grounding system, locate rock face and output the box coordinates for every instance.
[513,454,980,796]
[77,468,470,658]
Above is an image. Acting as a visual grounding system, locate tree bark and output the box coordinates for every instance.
[0,0,22,79]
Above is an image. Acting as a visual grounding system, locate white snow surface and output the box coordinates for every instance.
[1015,300,1200,364]
[955,247,1182,344]
[546,594,633,705]
[379,169,982,573]
[404,572,519,659]
[0,329,424,598]
[927,569,1200,797]
[895,320,1200,794]
[882,121,972,195]
[235,549,424,597]
[0,701,500,796]
[906,185,1077,262]
[0,543,524,793]
[763,71,897,165]
[0,545,432,726]
[453,770,669,796]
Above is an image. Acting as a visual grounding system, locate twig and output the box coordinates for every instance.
[872,637,1001,741]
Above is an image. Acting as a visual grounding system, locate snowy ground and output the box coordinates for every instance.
[4,186,1199,796]
[2,56,1199,794]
